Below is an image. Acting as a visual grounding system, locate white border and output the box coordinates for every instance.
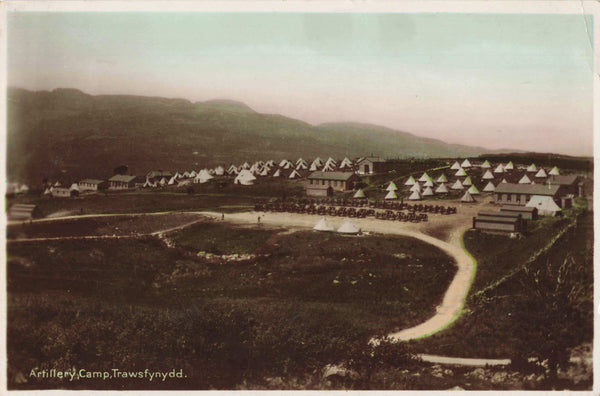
[1,1,599,395]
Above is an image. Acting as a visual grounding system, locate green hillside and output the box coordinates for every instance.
[8,88,492,185]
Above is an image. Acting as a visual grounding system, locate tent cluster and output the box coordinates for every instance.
[385,158,562,204]
[313,217,361,234]
[6,182,30,195]
[140,156,358,189]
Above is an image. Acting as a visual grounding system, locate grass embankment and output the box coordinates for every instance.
[410,208,593,367]
[6,213,204,239]
[7,225,456,390]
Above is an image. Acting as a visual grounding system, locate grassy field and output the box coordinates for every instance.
[170,222,275,255]
[409,206,593,388]
[7,191,258,218]
[7,228,456,390]
[6,213,204,239]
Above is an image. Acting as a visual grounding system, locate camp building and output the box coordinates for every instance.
[78,179,106,192]
[473,211,527,234]
[108,174,139,190]
[545,175,582,197]
[306,171,359,197]
[494,183,561,206]
[355,157,387,175]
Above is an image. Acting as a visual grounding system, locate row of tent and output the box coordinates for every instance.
[450,159,560,174]
[313,217,361,234]
[226,157,355,176]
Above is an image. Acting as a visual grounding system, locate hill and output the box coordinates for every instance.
[8,88,497,185]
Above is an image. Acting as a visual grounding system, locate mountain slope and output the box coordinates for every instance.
[8,88,495,185]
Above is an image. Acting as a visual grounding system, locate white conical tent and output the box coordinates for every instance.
[386,181,398,191]
[494,164,504,173]
[296,158,305,165]
[501,178,508,183]
[44,187,52,195]
[535,168,548,178]
[242,162,250,169]
[313,217,334,232]
[340,157,353,169]
[468,185,480,195]
[273,169,281,177]
[309,163,319,171]
[227,165,238,175]
[296,162,308,170]
[195,169,214,183]
[436,174,448,183]
[189,170,198,178]
[482,170,494,180]
[450,161,461,170]
[259,167,270,177]
[460,190,475,202]
[526,195,561,216]
[282,161,293,170]
[404,176,416,186]
[168,176,177,185]
[322,162,336,172]
[481,160,491,169]
[423,178,434,188]
[69,183,79,191]
[279,159,289,167]
[384,190,398,200]
[435,183,448,194]
[483,181,496,192]
[409,183,421,192]
[549,166,560,176]
[353,189,366,199]
[518,174,532,184]
[337,218,360,234]
[311,157,323,167]
[173,172,181,179]
[182,171,190,178]
[455,168,467,177]
[451,179,464,190]
[504,161,514,170]
[288,170,301,179]
[326,157,337,165]
[526,163,537,172]
[422,186,434,196]
[418,172,430,182]
[462,176,472,186]
[234,169,257,185]
[461,159,472,168]
[214,166,225,176]
[266,160,276,167]
[408,190,422,201]
[159,177,168,186]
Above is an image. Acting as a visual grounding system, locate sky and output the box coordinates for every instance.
[7,12,594,156]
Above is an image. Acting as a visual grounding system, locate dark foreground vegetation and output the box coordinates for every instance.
[411,204,593,390]
[7,227,456,390]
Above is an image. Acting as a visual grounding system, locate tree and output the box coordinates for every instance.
[113,165,128,175]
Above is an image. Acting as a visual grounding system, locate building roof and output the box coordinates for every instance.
[146,170,173,178]
[478,210,521,218]
[356,156,385,164]
[474,216,520,224]
[79,179,104,185]
[500,205,537,213]
[494,183,560,196]
[109,174,137,183]
[308,171,356,181]
[546,175,579,186]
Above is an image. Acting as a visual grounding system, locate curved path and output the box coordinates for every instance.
[200,210,476,341]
